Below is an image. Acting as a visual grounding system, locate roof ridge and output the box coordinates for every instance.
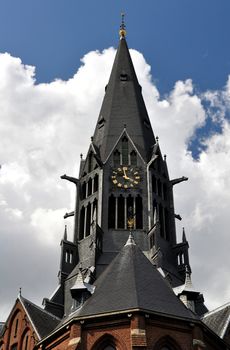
[203,302,230,318]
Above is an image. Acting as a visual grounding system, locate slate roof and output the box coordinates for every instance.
[0,322,5,336]
[69,236,196,321]
[93,36,156,163]
[20,296,60,339]
[202,303,230,338]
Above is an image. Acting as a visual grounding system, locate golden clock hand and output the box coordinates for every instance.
[123,166,128,178]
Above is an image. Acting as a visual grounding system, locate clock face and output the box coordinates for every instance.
[111,166,141,189]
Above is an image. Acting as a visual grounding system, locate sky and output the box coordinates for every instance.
[1,0,230,321]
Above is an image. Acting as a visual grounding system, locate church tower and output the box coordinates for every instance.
[44,17,206,320]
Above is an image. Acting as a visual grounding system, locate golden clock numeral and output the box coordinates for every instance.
[134,171,138,175]
[113,171,117,175]
[111,176,116,179]
[135,176,140,179]
[117,168,122,172]
[117,183,122,187]
[130,168,133,171]
[113,180,118,184]
[124,184,128,189]
[134,181,138,184]
[130,184,134,187]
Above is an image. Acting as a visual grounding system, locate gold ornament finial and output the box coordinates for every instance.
[119,12,126,39]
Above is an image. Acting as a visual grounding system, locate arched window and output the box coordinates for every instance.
[121,136,128,165]
[88,152,93,173]
[88,178,92,196]
[154,336,181,350]
[117,195,125,229]
[81,182,86,199]
[108,195,116,229]
[130,150,137,166]
[159,204,165,238]
[93,199,98,224]
[103,346,116,350]
[85,203,91,236]
[164,209,170,241]
[113,150,120,167]
[79,206,85,240]
[14,319,18,337]
[94,174,99,192]
[157,179,162,197]
[152,174,157,193]
[21,331,30,350]
[163,183,167,200]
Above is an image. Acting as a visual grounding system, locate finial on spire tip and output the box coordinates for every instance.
[125,232,136,246]
[119,12,126,39]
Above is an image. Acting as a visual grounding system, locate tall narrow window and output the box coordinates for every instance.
[117,195,125,229]
[121,136,128,165]
[79,206,85,240]
[88,152,93,173]
[85,203,91,236]
[23,334,29,350]
[108,195,115,229]
[81,182,86,199]
[130,150,137,166]
[93,199,98,223]
[127,195,134,229]
[165,209,170,241]
[163,183,167,200]
[159,204,164,238]
[157,179,162,197]
[113,150,120,167]
[14,319,18,337]
[88,178,92,196]
[94,174,99,192]
[136,195,143,229]
[152,175,157,193]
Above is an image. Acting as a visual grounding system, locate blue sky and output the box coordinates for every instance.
[1,0,230,94]
[1,0,230,321]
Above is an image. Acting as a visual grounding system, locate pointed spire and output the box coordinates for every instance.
[125,232,136,246]
[184,265,194,292]
[182,227,187,242]
[92,25,155,163]
[119,13,126,39]
[63,225,67,241]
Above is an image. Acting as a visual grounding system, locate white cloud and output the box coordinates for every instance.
[1,46,230,320]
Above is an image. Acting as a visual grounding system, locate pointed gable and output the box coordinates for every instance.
[93,37,155,163]
[20,296,60,339]
[74,238,196,320]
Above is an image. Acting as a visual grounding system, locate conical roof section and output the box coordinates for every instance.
[93,37,155,163]
[74,238,196,320]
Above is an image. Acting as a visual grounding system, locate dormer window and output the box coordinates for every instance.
[121,136,128,165]
[113,150,120,167]
[98,116,105,129]
[120,73,128,81]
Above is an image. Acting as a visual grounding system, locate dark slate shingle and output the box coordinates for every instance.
[73,239,197,320]
[20,296,60,339]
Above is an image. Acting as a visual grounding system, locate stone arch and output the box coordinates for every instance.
[153,335,182,350]
[19,327,31,350]
[91,333,128,350]
[7,309,21,344]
